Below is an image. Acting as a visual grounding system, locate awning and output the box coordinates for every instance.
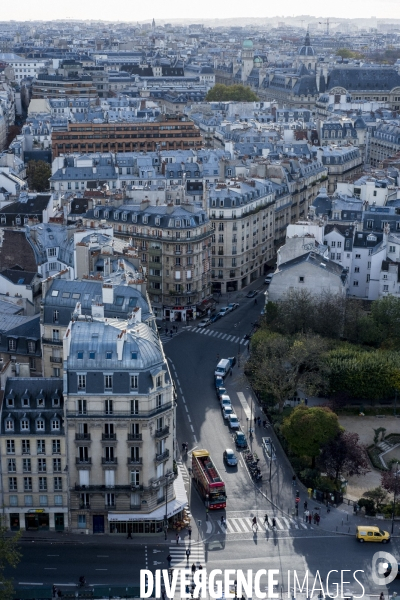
[108,467,188,522]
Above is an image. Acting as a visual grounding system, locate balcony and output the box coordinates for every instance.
[79,503,90,509]
[127,457,143,465]
[128,433,142,441]
[155,426,170,439]
[130,504,142,510]
[42,338,63,346]
[50,356,62,363]
[155,449,170,463]
[76,458,91,465]
[102,457,118,465]
[102,433,117,441]
[75,433,91,441]
[157,495,166,505]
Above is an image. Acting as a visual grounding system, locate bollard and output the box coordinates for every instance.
[336,526,338,531]
[341,519,343,526]
[348,527,350,533]
[347,514,348,521]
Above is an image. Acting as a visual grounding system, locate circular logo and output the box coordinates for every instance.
[371,551,398,586]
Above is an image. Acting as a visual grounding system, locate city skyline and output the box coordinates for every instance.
[4,0,400,24]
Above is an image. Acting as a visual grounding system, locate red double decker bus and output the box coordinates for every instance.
[192,449,226,510]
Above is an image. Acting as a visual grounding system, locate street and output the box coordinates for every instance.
[8,282,400,595]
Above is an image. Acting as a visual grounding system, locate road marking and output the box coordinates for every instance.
[244,340,249,346]
[193,435,198,443]
[47,554,59,556]
[19,583,43,586]
[95,569,108,571]
[184,405,189,413]
[97,555,109,557]
[237,392,251,420]
[44,568,57,570]
[216,332,223,338]
[187,415,191,422]
[182,398,186,404]
[190,424,194,432]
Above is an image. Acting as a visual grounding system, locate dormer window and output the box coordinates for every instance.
[21,418,30,431]
[28,341,36,354]
[106,352,112,359]
[114,212,119,220]
[37,394,45,408]
[36,417,45,431]
[51,417,60,431]
[21,392,30,407]
[156,375,163,388]
[132,214,137,223]
[143,216,148,224]
[8,339,16,351]
[52,394,61,408]
[77,351,83,359]
[6,394,14,408]
[5,418,14,431]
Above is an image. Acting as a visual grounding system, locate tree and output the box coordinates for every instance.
[205,84,259,102]
[248,333,331,412]
[381,467,400,494]
[318,431,369,484]
[363,486,388,512]
[0,518,21,600]
[371,296,400,349]
[27,160,51,192]
[336,48,364,60]
[281,405,341,466]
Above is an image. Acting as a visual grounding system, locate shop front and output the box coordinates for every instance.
[10,513,20,531]
[25,510,49,531]
[164,306,196,322]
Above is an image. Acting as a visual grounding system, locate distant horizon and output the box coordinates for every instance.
[2,2,400,25]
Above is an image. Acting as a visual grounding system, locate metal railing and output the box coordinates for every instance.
[155,449,170,463]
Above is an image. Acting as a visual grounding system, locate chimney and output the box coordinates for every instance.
[102,283,113,304]
[166,202,174,214]
[140,198,150,211]
[91,302,104,320]
[116,330,126,360]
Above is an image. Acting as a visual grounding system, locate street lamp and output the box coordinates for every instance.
[391,462,399,535]
[164,472,175,539]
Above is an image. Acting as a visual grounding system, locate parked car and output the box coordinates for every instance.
[217,387,227,400]
[222,405,234,420]
[198,317,211,327]
[228,413,240,430]
[384,563,400,579]
[228,303,239,311]
[228,356,236,368]
[218,307,230,317]
[223,448,238,467]
[215,358,231,378]
[246,290,257,298]
[234,431,248,449]
[220,394,232,409]
[210,313,222,323]
[215,376,224,390]
[264,274,273,285]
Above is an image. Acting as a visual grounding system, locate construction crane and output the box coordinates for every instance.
[319,18,339,36]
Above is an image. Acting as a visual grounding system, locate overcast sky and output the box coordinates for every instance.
[5,0,400,23]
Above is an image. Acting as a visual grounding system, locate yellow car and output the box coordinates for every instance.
[356,525,390,543]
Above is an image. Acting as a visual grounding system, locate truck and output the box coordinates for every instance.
[192,449,226,510]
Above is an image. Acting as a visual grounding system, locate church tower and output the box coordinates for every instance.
[241,39,254,82]
[298,31,317,72]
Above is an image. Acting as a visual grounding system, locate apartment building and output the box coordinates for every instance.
[0,379,67,531]
[63,309,179,535]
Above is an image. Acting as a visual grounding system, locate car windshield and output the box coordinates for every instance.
[230,417,238,423]
[227,452,235,459]
[224,407,233,414]
[379,530,386,536]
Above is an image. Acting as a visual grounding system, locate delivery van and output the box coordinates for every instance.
[356,525,390,543]
[214,358,231,378]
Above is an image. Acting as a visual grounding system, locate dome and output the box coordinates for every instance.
[299,32,315,57]
[254,56,262,64]
[243,39,253,49]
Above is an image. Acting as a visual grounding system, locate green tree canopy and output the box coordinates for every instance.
[281,405,341,465]
[336,48,364,59]
[248,332,330,412]
[318,431,369,483]
[0,519,21,600]
[27,160,51,193]
[205,84,259,102]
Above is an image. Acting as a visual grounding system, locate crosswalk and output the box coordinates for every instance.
[185,326,249,345]
[216,516,312,534]
[158,324,249,346]
[168,543,206,568]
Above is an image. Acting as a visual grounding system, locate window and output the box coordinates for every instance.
[156,394,163,409]
[354,267,360,273]
[131,470,140,486]
[355,254,361,259]
[353,281,359,287]
[38,458,47,472]
[53,310,59,323]
[5,419,14,431]
[78,375,86,391]
[156,375,162,388]
[77,351,83,359]
[24,477,32,491]
[366,274,370,283]
[331,241,336,248]
[337,242,342,248]
[131,399,139,415]
[6,440,15,454]
[21,418,29,431]
[9,495,18,507]
[105,399,113,415]
[37,440,45,454]
[36,418,45,431]
[8,339,16,351]
[77,399,87,415]
[336,254,341,261]
[22,440,30,454]
[23,458,31,472]
[51,418,60,431]
[9,477,17,491]
[78,515,86,529]
[130,375,138,390]
[54,495,63,506]
[383,285,389,292]
[89,351,96,360]
[389,246,395,253]
[39,495,48,506]
[104,375,113,390]
[39,477,47,491]
[54,477,62,491]
[53,458,61,472]
[106,352,112,359]
[52,329,60,341]
[106,493,115,507]
[28,341,36,354]
[52,440,61,454]
[25,495,33,506]
[299,276,304,283]
[8,458,16,472]
[330,253,335,260]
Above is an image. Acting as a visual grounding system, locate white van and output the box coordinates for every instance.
[214,358,231,378]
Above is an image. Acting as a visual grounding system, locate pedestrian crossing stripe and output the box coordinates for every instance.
[217,517,310,534]
[168,545,206,568]
[159,325,250,346]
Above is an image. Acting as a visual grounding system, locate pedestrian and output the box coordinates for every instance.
[303,500,308,511]
[316,513,320,526]
[254,416,257,426]
[53,586,57,598]
[220,516,225,526]
[327,502,331,514]
[308,513,312,525]
[304,509,309,523]
[264,514,269,527]
[292,475,296,486]
[176,533,180,545]
[165,328,168,335]
[262,420,266,428]
[191,563,196,576]
[380,593,385,600]
[272,517,276,529]
[186,548,190,563]
[170,331,173,338]
[198,564,203,571]
[313,513,317,525]
[127,529,132,539]
[167,554,172,567]
[257,416,261,427]
[217,353,220,361]
[182,442,186,452]
[57,590,62,599]
[186,585,190,595]
[188,526,192,540]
